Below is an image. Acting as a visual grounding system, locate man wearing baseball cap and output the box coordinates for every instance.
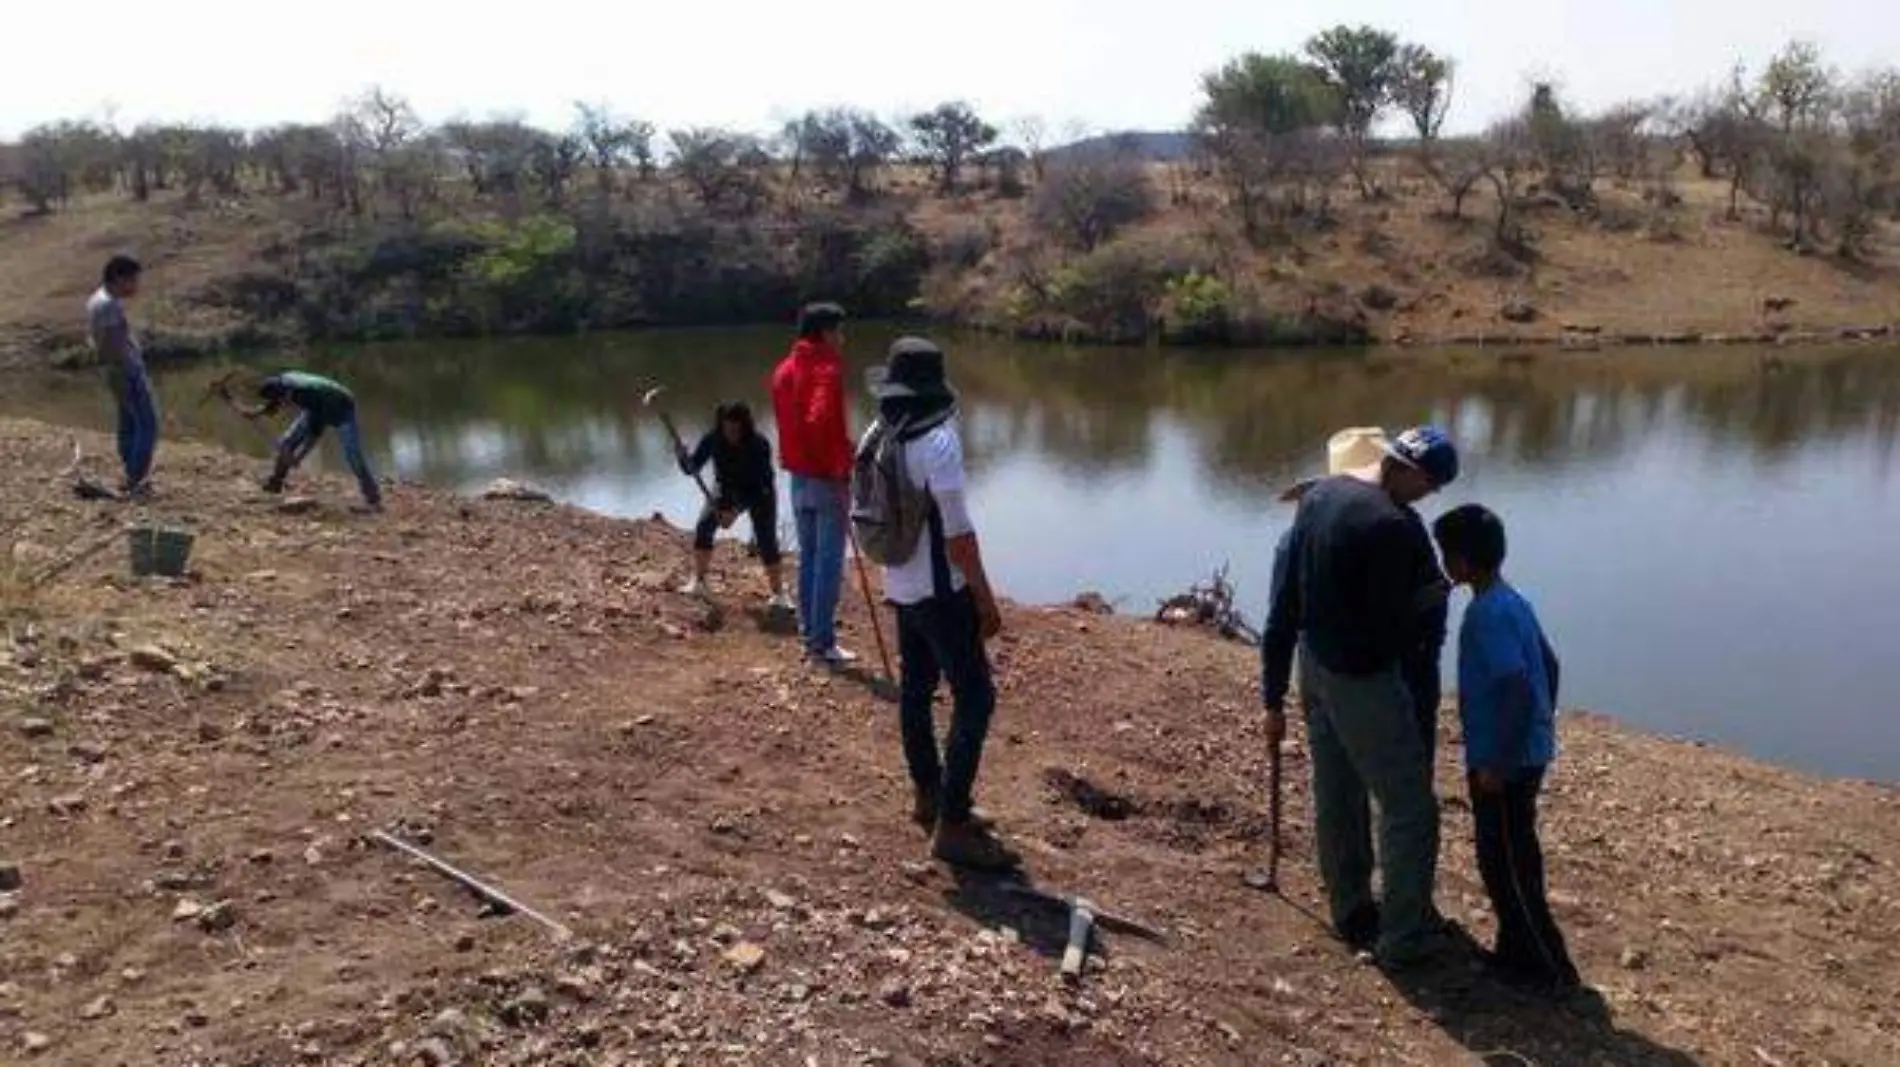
[1261,424,1459,968]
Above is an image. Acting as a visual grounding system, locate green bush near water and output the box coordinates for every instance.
[206,206,932,346]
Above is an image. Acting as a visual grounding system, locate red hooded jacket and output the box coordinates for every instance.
[769,337,852,480]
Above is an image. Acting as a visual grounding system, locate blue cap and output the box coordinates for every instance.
[1383,425,1459,486]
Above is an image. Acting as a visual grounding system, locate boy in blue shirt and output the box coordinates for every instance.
[1432,504,1581,993]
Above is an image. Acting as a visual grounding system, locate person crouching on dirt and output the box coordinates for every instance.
[676,401,790,609]
[229,371,383,513]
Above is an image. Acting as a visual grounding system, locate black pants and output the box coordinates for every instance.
[896,587,996,823]
[693,493,779,565]
[1470,769,1579,984]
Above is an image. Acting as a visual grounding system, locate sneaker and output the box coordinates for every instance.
[680,577,708,597]
[766,593,795,613]
[932,819,1021,872]
[811,645,859,668]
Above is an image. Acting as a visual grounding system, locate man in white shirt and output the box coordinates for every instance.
[86,255,158,496]
[866,338,1015,871]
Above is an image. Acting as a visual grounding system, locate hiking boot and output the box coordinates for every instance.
[912,789,939,831]
[932,819,1020,872]
[350,502,384,515]
[911,789,992,833]
[1375,926,1458,973]
[766,593,795,613]
[258,476,284,495]
[1479,949,1582,996]
[1334,903,1382,952]
[680,577,708,597]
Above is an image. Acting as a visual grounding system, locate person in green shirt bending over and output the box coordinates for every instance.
[227,371,383,512]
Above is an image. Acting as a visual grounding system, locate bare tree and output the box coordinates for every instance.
[1030,150,1156,251]
[574,102,656,195]
[529,133,584,207]
[1194,51,1339,243]
[668,127,774,216]
[1392,45,1453,171]
[1011,116,1051,183]
[909,102,997,194]
[1751,43,1837,246]
[1583,101,1655,181]
[784,109,900,201]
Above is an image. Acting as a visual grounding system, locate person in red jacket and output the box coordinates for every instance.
[771,302,857,667]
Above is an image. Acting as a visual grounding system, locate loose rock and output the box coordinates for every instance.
[723,941,767,974]
[80,994,116,1020]
[16,717,54,739]
[128,644,179,673]
[878,979,913,1008]
[501,986,551,1026]
[198,900,238,932]
[0,862,20,892]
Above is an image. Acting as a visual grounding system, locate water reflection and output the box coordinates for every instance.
[6,334,1899,780]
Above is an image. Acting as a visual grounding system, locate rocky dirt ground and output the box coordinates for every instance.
[2,418,1897,1067]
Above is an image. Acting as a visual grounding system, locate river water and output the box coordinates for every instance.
[7,328,1899,782]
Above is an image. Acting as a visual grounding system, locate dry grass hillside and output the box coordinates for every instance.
[2,154,1899,371]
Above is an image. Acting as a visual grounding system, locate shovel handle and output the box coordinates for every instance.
[658,412,715,503]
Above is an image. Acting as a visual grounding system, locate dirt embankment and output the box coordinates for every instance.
[2,418,1897,1066]
[4,162,1900,371]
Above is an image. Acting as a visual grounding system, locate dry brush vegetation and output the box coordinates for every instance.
[1,32,1898,366]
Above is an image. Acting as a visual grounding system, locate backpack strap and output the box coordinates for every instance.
[924,493,954,603]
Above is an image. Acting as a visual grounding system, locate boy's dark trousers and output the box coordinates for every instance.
[1469,768,1580,986]
[895,586,995,823]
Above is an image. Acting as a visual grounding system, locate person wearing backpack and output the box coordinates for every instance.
[853,337,1017,871]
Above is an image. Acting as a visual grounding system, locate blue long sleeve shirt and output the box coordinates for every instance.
[1457,580,1561,773]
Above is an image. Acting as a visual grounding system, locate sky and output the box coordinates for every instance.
[1,0,1891,140]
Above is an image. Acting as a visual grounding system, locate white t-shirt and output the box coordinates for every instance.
[86,286,142,373]
[881,422,969,606]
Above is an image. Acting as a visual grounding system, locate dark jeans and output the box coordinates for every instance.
[896,587,996,823]
[1470,768,1579,984]
[270,406,380,506]
[694,493,780,564]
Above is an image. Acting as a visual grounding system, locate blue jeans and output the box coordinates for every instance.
[115,368,159,489]
[274,407,381,506]
[790,474,847,654]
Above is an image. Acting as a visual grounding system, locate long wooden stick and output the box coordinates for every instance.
[368,831,571,941]
[845,523,894,682]
[1267,740,1284,889]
